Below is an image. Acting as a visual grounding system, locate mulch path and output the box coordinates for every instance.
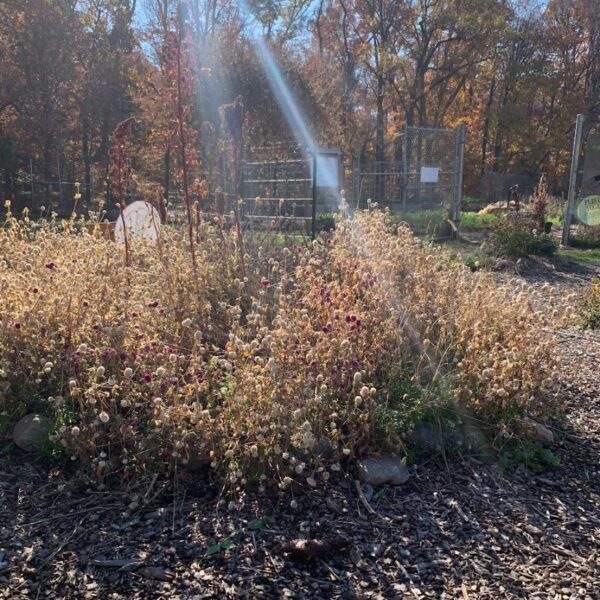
[1,263,599,599]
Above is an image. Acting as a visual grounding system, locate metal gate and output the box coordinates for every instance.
[242,144,313,232]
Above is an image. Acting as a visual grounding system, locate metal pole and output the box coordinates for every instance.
[29,158,35,213]
[402,124,408,212]
[562,114,585,246]
[57,155,63,213]
[311,151,317,240]
[454,123,466,223]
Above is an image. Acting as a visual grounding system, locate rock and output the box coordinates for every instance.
[523,418,554,444]
[408,422,445,451]
[12,414,50,452]
[531,422,554,443]
[357,456,409,486]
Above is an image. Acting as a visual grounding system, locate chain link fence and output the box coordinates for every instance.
[348,124,465,237]
[5,127,465,240]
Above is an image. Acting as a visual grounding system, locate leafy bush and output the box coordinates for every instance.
[463,252,494,272]
[492,217,558,258]
[498,440,560,473]
[571,230,600,249]
[315,212,335,232]
[0,205,566,491]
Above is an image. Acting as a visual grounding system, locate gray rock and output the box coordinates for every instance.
[12,414,50,452]
[524,419,554,444]
[534,423,554,444]
[357,456,409,486]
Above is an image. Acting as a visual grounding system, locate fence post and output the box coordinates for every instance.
[453,123,466,223]
[562,113,585,246]
[402,124,408,212]
[29,158,35,212]
[57,155,63,211]
[311,151,317,240]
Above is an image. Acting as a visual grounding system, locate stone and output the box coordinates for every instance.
[12,414,50,452]
[523,418,554,444]
[408,422,445,452]
[531,422,554,444]
[357,456,409,486]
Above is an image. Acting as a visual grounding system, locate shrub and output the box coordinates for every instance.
[571,230,600,249]
[492,217,558,258]
[531,174,550,231]
[0,205,566,491]
[315,212,335,232]
[580,278,600,329]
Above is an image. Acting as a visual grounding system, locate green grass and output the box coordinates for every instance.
[557,249,600,264]
[390,209,449,234]
[459,212,502,231]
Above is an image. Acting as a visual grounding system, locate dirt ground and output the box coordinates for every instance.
[1,258,599,600]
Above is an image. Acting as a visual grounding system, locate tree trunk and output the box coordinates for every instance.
[481,75,496,175]
[82,117,92,210]
[161,146,170,223]
[375,73,385,200]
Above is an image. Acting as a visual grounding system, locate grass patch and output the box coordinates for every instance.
[459,212,502,231]
[557,249,600,264]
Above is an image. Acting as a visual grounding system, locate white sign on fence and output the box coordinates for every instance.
[420,166,439,183]
[315,154,340,188]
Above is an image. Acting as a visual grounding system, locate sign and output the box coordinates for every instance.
[576,195,600,226]
[580,134,600,197]
[420,166,439,184]
[114,201,161,245]
[315,153,340,188]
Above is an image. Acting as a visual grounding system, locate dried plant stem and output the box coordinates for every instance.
[114,156,128,265]
[175,22,197,276]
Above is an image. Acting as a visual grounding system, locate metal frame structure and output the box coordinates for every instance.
[241,144,342,238]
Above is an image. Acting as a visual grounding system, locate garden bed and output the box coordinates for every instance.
[0,219,600,600]
[1,276,599,598]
